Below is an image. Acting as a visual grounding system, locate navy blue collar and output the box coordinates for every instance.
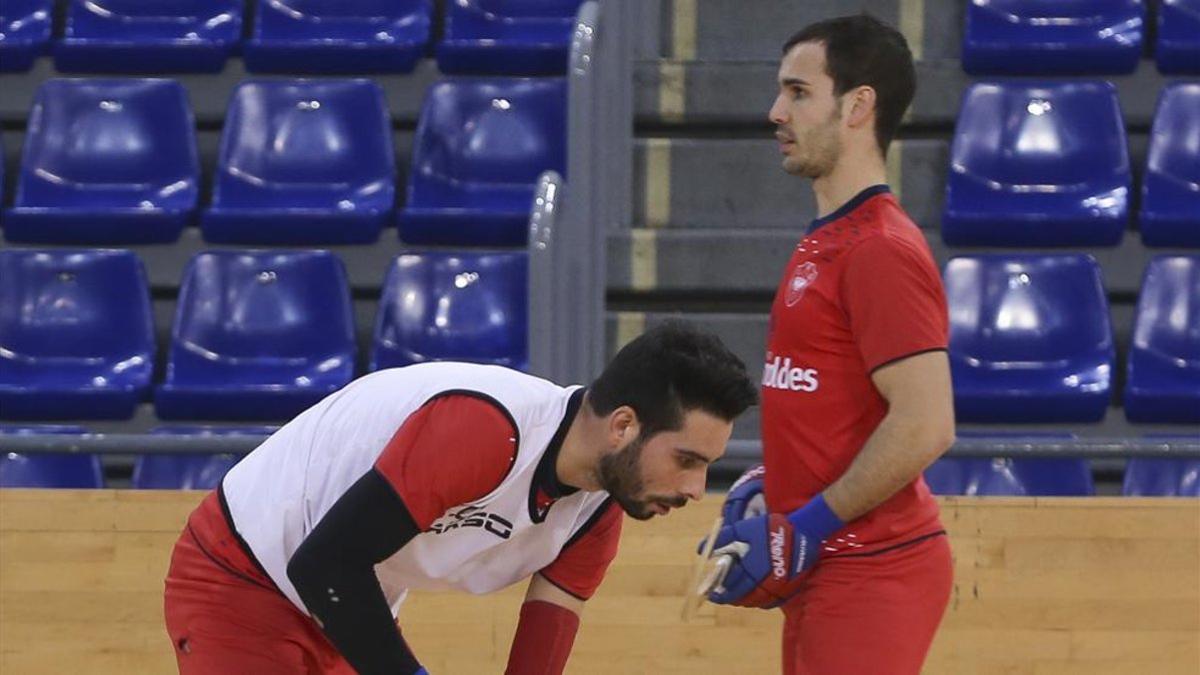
[806,184,891,235]
[528,387,584,522]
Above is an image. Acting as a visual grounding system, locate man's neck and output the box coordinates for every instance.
[556,397,602,492]
[812,154,888,219]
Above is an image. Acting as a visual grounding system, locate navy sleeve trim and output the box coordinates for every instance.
[868,347,948,376]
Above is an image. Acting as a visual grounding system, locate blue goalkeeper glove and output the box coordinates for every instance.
[721,464,768,524]
[707,494,844,608]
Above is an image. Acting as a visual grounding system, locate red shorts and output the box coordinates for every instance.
[781,532,953,675]
[163,491,354,674]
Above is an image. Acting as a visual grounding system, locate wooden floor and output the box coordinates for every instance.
[1,490,1197,674]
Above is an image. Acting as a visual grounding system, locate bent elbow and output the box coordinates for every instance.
[921,420,955,462]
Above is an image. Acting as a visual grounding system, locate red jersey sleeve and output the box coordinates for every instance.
[538,500,623,600]
[841,232,949,373]
[373,394,518,530]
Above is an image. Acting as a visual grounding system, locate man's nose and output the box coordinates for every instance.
[682,469,707,502]
[768,95,788,125]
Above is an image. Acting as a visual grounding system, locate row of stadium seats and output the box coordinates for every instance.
[944,80,1199,248]
[3,425,1195,496]
[0,77,565,246]
[0,248,527,420]
[0,0,583,74]
[4,78,1195,249]
[964,0,1200,75]
[926,456,1198,497]
[1,249,1196,424]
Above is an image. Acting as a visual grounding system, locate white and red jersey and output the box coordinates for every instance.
[220,362,619,616]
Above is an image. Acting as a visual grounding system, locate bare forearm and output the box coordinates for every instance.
[823,410,952,522]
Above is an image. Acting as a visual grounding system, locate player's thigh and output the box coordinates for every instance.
[783,535,953,675]
[165,555,323,672]
[171,625,313,675]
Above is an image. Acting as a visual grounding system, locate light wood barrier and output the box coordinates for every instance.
[1,490,1197,674]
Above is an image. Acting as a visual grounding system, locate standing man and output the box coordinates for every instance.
[706,14,956,675]
[164,322,758,675]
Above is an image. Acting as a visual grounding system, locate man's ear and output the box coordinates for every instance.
[607,406,640,447]
[844,85,877,129]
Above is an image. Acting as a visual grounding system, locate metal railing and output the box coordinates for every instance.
[527,169,567,379]
[724,437,1200,462]
[2,434,1197,459]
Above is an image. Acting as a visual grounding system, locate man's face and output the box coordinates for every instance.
[768,41,843,178]
[598,409,732,521]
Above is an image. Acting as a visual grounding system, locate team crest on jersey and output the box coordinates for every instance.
[785,262,819,306]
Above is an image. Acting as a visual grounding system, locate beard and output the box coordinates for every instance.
[597,434,687,521]
[781,110,842,179]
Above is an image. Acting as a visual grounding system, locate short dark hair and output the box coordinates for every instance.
[587,321,758,437]
[783,13,916,156]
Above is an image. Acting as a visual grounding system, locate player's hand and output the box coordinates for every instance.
[706,494,844,609]
[721,464,768,524]
[696,464,768,556]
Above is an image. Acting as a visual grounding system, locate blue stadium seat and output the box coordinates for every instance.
[131,426,274,490]
[1124,256,1200,423]
[203,80,395,245]
[156,251,356,421]
[399,78,566,246]
[925,458,1095,496]
[437,0,584,75]
[0,0,52,72]
[0,250,154,420]
[1123,454,1200,496]
[0,425,104,489]
[943,81,1130,247]
[927,432,1095,496]
[962,0,1144,75]
[373,251,528,371]
[1157,0,1200,74]
[1139,83,1200,247]
[244,0,431,74]
[4,79,199,244]
[946,255,1115,423]
[56,0,241,72]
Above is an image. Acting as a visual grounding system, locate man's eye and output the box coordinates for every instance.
[792,88,806,100]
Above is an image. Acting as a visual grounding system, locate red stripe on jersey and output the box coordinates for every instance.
[538,500,623,600]
[374,394,518,530]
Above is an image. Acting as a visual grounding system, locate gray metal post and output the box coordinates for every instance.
[528,170,566,381]
[565,1,602,385]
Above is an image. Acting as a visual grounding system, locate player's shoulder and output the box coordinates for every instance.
[842,197,933,264]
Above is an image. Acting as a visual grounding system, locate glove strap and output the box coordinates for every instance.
[786,494,844,543]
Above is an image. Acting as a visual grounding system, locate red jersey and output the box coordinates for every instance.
[761,185,947,554]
